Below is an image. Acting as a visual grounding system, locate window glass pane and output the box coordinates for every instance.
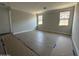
[38,15,43,25]
[59,11,70,26]
[59,19,68,26]
[60,11,70,19]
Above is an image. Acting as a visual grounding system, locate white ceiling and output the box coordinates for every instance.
[4,2,76,14]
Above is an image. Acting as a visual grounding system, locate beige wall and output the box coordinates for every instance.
[38,7,74,35]
[11,9,37,34]
[72,3,79,55]
[0,6,10,34]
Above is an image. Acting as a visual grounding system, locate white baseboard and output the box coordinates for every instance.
[13,29,35,35]
[72,38,79,56]
[38,29,71,36]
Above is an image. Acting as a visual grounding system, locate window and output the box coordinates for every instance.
[38,15,43,25]
[59,11,70,26]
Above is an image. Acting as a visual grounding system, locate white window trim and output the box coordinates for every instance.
[59,11,70,26]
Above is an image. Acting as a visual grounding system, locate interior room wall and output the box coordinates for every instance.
[37,7,74,35]
[11,9,37,34]
[0,6,10,34]
[72,3,79,55]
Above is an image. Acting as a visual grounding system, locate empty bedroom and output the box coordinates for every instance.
[0,2,79,56]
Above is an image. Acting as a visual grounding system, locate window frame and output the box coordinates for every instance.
[37,14,43,25]
[59,11,70,26]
